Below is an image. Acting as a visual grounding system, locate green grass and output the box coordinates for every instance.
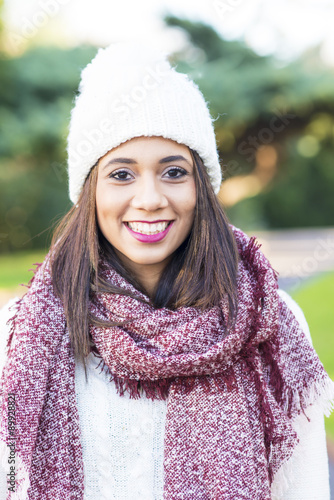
[292,272,334,439]
[0,250,46,289]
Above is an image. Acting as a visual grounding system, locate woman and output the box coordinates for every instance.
[0,42,333,500]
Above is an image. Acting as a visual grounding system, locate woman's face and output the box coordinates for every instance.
[96,136,196,277]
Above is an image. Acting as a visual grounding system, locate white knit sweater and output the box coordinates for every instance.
[0,290,331,499]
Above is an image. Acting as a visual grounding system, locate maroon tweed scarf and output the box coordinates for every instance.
[0,227,333,499]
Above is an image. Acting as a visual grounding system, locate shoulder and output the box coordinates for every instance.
[0,297,18,325]
[1,253,63,346]
[277,288,312,345]
[0,298,20,369]
[272,290,330,499]
[14,253,60,312]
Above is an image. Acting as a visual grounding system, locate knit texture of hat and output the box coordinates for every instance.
[67,42,222,204]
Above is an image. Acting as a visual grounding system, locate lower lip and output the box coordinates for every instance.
[124,222,174,243]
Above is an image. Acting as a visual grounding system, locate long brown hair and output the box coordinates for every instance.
[50,149,239,374]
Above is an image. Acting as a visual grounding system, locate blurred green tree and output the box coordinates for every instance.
[0,45,96,252]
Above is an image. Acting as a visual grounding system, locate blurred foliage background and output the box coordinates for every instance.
[0,12,333,253]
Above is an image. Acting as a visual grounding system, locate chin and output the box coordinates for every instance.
[130,256,168,266]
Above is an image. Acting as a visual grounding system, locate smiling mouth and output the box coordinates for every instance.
[125,221,172,235]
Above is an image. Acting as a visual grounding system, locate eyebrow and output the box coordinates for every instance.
[102,155,192,169]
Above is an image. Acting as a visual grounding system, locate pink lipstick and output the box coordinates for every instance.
[124,221,174,243]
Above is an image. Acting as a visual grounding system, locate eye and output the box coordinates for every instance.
[108,169,133,181]
[164,167,188,179]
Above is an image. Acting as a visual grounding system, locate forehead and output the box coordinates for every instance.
[100,136,192,162]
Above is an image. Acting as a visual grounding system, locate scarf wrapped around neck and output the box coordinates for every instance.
[0,227,333,499]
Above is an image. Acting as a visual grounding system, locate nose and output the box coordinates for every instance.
[130,174,168,211]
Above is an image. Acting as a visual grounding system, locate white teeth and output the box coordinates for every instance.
[127,221,170,234]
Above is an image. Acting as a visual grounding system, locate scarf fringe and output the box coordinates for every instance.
[6,299,23,353]
[109,373,223,400]
[270,377,334,499]
[240,236,261,265]
[241,235,279,282]
[240,347,334,477]
[113,375,171,400]
[93,353,230,400]
[269,376,334,499]
[270,440,295,500]
[283,374,334,419]
[93,354,171,400]
[0,440,30,500]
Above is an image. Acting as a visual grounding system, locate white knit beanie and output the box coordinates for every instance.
[67,41,222,204]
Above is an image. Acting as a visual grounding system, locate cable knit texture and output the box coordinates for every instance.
[0,227,333,499]
[67,42,222,204]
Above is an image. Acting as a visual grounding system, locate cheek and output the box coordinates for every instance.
[182,184,196,221]
[95,183,120,228]
[185,205,196,228]
[172,195,196,235]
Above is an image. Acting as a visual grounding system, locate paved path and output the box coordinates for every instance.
[251,226,334,292]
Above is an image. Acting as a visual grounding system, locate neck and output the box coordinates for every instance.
[114,251,171,298]
[131,265,162,297]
